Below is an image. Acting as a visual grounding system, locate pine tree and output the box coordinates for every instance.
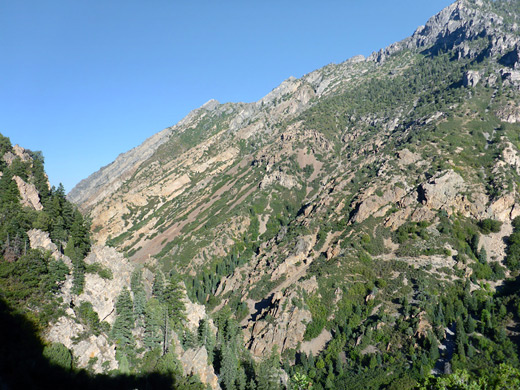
[144,297,165,351]
[163,272,186,326]
[247,379,257,390]
[30,152,50,202]
[131,268,146,325]
[152,271,165,301]
[182,329,197,350]
[237,366,247,390]
[198,318,215,364]
[111,287,135,353]
[478,248,488,264]
[156,351,181,376]
[69,210,90,257]
[466,315,476,334]
[221,344,238,390]
[256,351,280,390]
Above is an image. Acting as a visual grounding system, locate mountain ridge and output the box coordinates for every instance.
[59,0,520,387]
[69,0,515,213]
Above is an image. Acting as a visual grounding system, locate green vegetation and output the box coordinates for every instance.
[506,216,520,271]
[9,1,520,388]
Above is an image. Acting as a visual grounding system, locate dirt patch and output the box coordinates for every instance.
[259,214,269,235]
[384,238,399,253]
[360,345,378,355]
[228,184,257,211]
[479,222,512,262]
[296,148,323,181]
[299,329,332,356]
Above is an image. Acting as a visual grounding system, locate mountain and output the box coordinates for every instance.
[0,136,220,388]
[7,0,520,387]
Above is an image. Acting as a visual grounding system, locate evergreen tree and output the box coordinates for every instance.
[182,329,197,350]
[237,366,247,390]
[466,315,476,334]
[111,287,135,353]
[156,351,181,376]
[66,238,85,295]
[247,379,257,390]
[43,343,73,371]
[153,271,165,301]
[478,248,488,264]
[256,351,280,390]
[163,272,186,326]
[144,297,165,351]
[131,268,146,325]
[221,344,238,390]
[198,318,215,364]
[30,151,50,202]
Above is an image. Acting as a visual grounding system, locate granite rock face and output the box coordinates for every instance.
[463,70,481,87]
[46,313,118,373]
[245,291,312,358]
[41,245,134,373]
[13,176,43,210]
[27,229,73,267]
[179,347,220,390]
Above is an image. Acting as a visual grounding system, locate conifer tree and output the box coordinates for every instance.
[152,271,165,301]
[111,287,135,353]
[237,366,247,390]
[256,350,280,390]
[198,318,215,364]
[221,343,238,390]
[163,272,186,326]
[66,238,86,295]
[131,268,146,325]
[144,297,165,351]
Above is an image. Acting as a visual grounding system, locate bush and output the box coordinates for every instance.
[478,219,502,234]
[43,343,72,371]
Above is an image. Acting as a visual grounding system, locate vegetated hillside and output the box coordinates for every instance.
[0,134,221,389]
[66,0,520,387]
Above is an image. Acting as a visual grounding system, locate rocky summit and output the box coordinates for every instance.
[5,0,520,389]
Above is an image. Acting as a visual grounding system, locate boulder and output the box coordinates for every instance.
[463,70,481,87]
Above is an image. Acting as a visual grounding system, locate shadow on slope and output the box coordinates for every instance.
[0,297,191,390]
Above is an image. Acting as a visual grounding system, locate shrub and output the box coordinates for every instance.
[478,219,502,234]
[43,343,72,371]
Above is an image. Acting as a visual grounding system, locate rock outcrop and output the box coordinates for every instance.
[178,347,220,390]
[463,70,481,87]
[78,245,134,324]
[46,313,117,373]
[27,229,73,267]
[41,245,133,373]
[13,176,43,210]
[245,291,312,358]
[419,170,466,212]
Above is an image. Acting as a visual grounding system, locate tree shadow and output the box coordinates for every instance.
[0,297,186,389]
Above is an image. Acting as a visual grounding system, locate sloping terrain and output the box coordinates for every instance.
[58,0,520,387]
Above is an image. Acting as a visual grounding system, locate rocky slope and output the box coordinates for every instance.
[64,0,520,387]
[0,140,221,389]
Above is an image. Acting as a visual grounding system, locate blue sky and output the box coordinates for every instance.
[0,0,453,192]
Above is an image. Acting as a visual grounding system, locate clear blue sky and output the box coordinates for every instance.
[0,0,453,192]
